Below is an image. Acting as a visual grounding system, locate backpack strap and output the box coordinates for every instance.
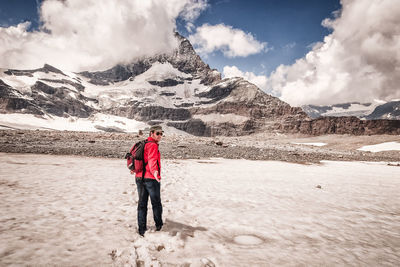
[141,140,148,180]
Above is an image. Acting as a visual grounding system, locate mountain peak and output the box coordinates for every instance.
[41,64,66,76]
[79,33,221,86]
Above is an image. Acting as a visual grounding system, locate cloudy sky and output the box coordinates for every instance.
[0,0,399,106]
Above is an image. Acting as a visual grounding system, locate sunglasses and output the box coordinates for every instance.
[155,132,163,136]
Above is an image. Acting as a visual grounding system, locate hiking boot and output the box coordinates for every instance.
[138,227,147,236]
[156,225,162,231]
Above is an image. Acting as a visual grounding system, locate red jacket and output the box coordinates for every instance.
[136,137,161,180]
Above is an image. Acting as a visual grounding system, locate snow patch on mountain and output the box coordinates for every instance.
[140,61,191,81]
[0,113,148,132]
[193,113,249,124]
[0,70,36,93]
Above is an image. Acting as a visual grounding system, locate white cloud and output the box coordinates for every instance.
[223,65,268,91]
[283,42,296,50]
[185,22,196,33]
[179,0,208,22]
[188,23,268,57]
[178,0,209,33]
[0,0,205,71]
[266,0,400,106]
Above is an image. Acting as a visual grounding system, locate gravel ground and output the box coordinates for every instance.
[1,130,399,164]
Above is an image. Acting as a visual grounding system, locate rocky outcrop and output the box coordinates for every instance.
[28,81,94,117]
[148,79,184,87]
[167,119,210,136]
[0,79,43,115]
[109,104,191,121]
[80,61,152,85]
[293,116,400,135]
[196,79,237,103]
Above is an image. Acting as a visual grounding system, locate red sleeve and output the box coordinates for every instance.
[147,143,159,175]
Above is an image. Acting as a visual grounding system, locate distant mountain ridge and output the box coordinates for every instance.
[302,101,400,120]
[1,33,399,136]
[366,101,400,120]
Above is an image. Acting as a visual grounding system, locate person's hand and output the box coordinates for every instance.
[130,170,135,175]
[154,171,160,183]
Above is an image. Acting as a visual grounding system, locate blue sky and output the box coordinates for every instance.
[177,0,341,75]
[0,0,340,76]
[0,0,40,29]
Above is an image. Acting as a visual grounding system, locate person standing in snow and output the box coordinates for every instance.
[135,125,164,236]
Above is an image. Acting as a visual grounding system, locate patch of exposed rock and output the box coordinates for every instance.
[0,79,43,115]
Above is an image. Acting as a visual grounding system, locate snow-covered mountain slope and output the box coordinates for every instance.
[0,113,143,132]
[0,60,220,133]
[1,33,399,136]
[81,62,212,110]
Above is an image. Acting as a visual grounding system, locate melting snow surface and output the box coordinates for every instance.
[357,142,400,152]
[1,155,399,266]
[233,235,264,245]
[292,142,327,147]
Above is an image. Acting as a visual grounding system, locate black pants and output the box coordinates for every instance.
[135,178,163,232]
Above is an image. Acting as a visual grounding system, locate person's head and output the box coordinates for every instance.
[149,125,163,142]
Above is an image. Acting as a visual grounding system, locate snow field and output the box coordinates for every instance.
[1,153,399,266]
